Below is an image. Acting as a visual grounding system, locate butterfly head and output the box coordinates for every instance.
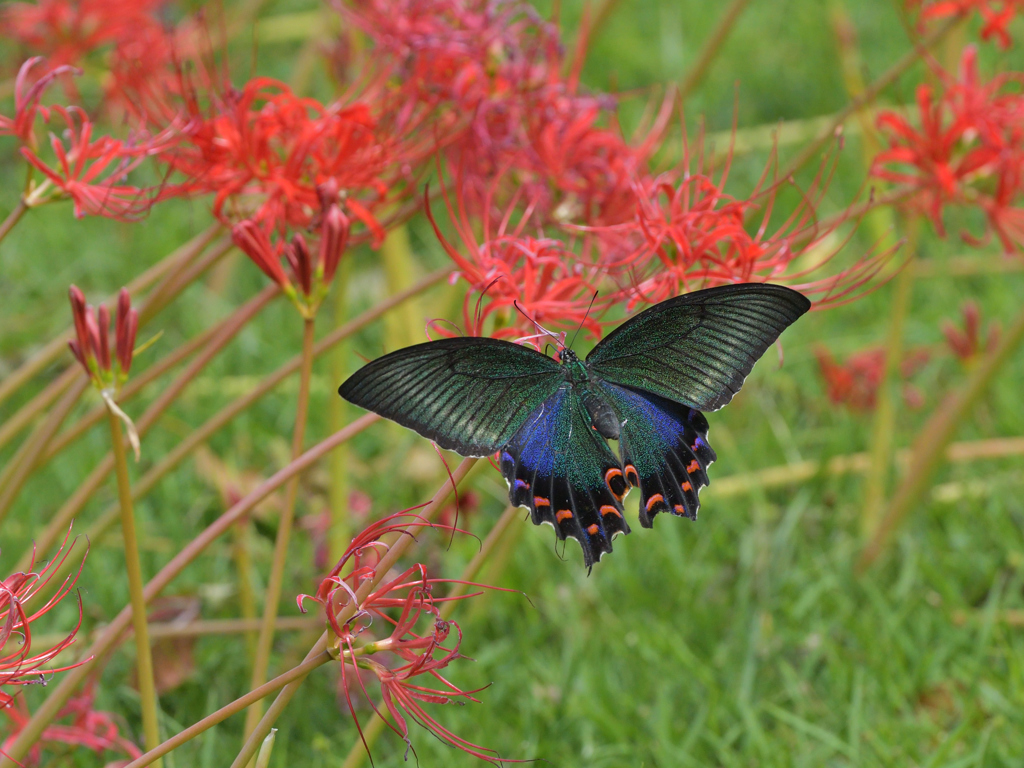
[559,348,580,365]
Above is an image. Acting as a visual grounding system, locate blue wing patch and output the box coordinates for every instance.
[596,382,717,527]
[499,386,630,568]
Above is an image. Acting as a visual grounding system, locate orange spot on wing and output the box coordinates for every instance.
[687,460,701,474]
[605,467,627,500]
[674,504,685,514]
[681,481,692,493]
[556,509,573,523]
[600,505,622,518]
[645,494,664,512]
[534,496,550,507]
[625,464,639,485]
[587,523,600,535]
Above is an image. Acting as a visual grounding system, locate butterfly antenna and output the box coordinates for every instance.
[568,291,599,352]
[512,300,563,348]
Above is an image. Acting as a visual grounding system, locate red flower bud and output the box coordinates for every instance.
[232,220,289,288]
[116,288,138,375]
[68,285,92,368]
[320,204,350,283]
[316,179,340,210]
[68,340,85,367]
[96,304,111,372]
[286,234,313,295]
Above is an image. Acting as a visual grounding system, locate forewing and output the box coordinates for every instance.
[597,381,717,527]
[339,337,563,457]
[586,283,810,411]
[498,386,630,568]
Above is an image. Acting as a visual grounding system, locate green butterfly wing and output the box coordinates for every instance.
[338,337,563,457]
[586,283,811,411]
[498,385,630,568]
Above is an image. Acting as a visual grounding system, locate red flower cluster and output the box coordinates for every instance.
[1,533,85,711]
[2,0,166,70]
[230,181,351,317]
[908,0,1024,48]
[346,0,665,228]
[428,187,607,341]
[298,511,514,762]
[1,58,167,220]
[873,46,1024,252]
[165,76,405,233]
[815,346,930,411]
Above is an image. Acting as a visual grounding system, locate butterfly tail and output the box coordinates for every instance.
[501,450,629,568]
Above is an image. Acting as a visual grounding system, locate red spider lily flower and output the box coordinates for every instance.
[942,300,1001,361]
[68,285,138,390]
[20,105,166,219]
[2,0,167,70]
[297,510,519,763]
[588,131,881,311]
[873,46,1024,251]
[814,345,930,411]
[426,186,609,342]
[1,531,88,711]
[908,0,1023,48]
[163,76,408,236]
[2,684,142,764]
[343,0,559,116]
[361,619,503,763]
[0,57,79,149]
[347,0,657,228]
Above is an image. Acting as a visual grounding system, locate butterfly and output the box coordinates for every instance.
[339,283,810,567]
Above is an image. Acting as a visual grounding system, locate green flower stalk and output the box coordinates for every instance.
[233,182,352,744]
[67,285,162,766]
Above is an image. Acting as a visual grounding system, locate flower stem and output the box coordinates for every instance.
[861,223,918,538]
[244,317,317,740]
[107,408,163,767]
[234,518,258,662]
[329,257,353,564]
[381,224,421,349]
[231,458,481,768]
[0,376,88,524]
[858,303,1024,572]
[678,0,752,101]
[0,198,28,244]
[0,416,379,768]
[120,651,333,768]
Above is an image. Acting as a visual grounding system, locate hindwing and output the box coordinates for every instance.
[499,386,630,568]
[596,382,717,527]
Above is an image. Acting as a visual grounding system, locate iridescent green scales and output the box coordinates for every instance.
[340,283,811,567]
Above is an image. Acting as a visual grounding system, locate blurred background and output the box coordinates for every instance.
[3,0,1024,765]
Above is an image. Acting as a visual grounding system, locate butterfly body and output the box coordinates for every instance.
[340,283,811,567]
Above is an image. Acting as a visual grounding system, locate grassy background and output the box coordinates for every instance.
[3,1,1024,766]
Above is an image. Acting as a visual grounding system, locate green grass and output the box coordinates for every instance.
[3,1,1024,766]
